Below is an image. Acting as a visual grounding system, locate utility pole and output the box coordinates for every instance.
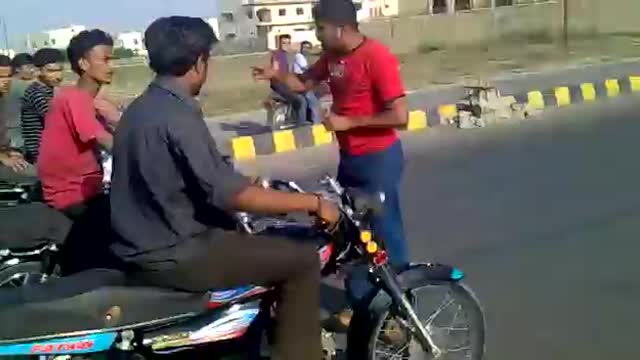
[0,17,8,51]
[562,0,569,48]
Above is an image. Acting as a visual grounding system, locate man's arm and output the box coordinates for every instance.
[170,113,339,222]
[254,53,328,93]
[65,92,113,151]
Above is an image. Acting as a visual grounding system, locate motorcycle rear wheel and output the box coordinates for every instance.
[347,282,485,360]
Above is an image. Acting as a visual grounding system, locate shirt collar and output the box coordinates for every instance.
[151,76,202,113]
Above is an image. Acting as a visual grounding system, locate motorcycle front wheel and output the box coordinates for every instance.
[347,282,485,360]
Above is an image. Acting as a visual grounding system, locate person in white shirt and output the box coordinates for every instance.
[292,41,321,124]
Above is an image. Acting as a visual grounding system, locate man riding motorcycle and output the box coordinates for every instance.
[110,17,340,360]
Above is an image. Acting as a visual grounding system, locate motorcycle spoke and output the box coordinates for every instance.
[424,296,456,326]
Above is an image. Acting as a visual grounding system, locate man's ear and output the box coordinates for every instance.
[195,55,208,75]
[78,58,89,73]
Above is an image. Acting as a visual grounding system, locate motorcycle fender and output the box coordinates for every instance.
[367,263,465,315]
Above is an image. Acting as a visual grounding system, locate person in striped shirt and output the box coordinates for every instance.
[20,48,65,163]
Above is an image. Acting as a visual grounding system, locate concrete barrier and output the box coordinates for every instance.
[227,74,640,161]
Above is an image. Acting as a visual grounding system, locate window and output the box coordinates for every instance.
[279,8,286,16]
[133,38,139,45]
[296,7,304,15]
[432,0,447,14]
[257,8,272,22]
[456,0,471,11]
[225,33,237,40]
[354,3,362,10]
[247,9,254,19]
[51,38,56,45]
[221,12,234,22]
[496,0,514,6]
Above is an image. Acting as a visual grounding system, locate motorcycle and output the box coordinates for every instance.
[0,176,485,359]
[265,93,299,131]
[0,181,70,289]
[0,147,114,290]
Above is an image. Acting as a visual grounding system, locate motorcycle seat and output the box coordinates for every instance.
[0,269,267,342]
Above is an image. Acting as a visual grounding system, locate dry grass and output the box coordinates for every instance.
[96,34,640,118]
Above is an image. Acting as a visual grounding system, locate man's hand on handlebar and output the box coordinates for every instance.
[310,195,341,233]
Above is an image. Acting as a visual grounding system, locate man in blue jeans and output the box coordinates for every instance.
[253,0,409,318]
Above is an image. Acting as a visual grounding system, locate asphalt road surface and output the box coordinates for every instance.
[238,94,640,360]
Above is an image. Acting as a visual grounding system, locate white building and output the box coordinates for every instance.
[0,49,15,58]
[116,31,145,53]
[205,17,221,39]
[28,25,86,51]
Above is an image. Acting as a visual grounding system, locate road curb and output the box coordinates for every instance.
[228,75,640,161]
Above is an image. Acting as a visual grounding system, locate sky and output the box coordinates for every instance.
[1,0,218,48]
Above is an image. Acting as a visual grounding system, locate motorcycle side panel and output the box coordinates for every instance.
[0,332,116,356]
[146,301,262,351]
[208,286,269,309]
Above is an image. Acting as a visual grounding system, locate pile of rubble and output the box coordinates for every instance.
[441,82,543,129]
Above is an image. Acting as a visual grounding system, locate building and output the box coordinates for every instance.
[0,49,15,58]
[217,0,320,49]
[218,0,259,40]
[27,25,86,51]
[205,17,221,39]
[116,31,144,53]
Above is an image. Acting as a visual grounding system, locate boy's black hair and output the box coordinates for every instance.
[312,0,358,27]
[0,55,12,67]
[67,29,114,75]
[11,53,34,69]
[145,16,218,77]
[33,48,65,68]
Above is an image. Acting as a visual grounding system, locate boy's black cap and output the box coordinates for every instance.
[312,0,358,26]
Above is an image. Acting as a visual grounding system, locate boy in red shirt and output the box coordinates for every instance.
[253,0,409,308]
[37,29,121,274]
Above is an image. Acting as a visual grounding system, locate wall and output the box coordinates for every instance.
[360,2,561,54]
[567,0,640,35]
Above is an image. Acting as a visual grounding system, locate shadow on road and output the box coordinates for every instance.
[219,121,271,136]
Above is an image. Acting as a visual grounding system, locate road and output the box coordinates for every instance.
[237,95,640,360]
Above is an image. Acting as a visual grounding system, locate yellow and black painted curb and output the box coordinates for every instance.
[229,75,640,161]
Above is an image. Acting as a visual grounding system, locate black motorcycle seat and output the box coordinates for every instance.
[0,269,208,341]
[0,203,71,249]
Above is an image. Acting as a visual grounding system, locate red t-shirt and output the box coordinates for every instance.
[307,38,405,156]
[37,86,106,210]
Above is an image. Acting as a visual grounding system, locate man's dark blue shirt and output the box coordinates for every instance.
[110,76,250,261]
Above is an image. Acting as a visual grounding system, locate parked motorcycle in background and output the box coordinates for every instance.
[0,181,70,289]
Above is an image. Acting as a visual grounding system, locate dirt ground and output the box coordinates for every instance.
[97,34,640,118]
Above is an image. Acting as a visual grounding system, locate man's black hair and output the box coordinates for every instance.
[145,16,218,77]
[279,34,291,41]
[312,0,358,27]
[300,41,312,51]
[0,55,11,67]
[11,53,33,69]
[67,29,114,75]
[33,48,65,68]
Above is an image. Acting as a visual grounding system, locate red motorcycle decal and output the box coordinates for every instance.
[31,340,94,353]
